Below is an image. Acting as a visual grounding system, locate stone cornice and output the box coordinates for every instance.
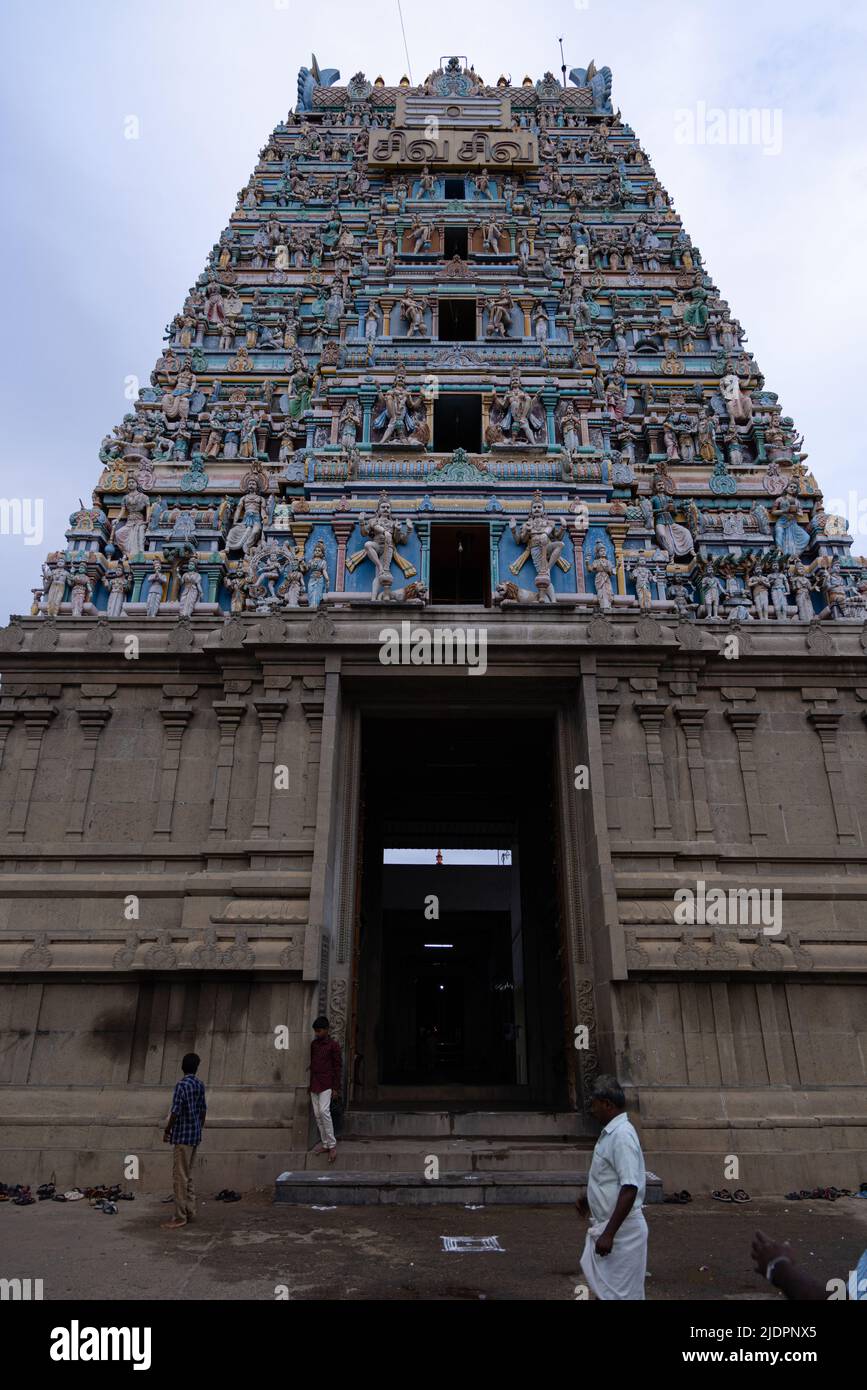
[2,612,867,664]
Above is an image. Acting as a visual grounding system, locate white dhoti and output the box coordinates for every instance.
[580,1211,648,1300]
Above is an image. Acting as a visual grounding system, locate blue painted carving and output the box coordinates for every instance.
[297,58,341,113]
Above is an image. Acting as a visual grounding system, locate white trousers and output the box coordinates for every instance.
[311,1088,336,1149]
[580,1211,648,1300]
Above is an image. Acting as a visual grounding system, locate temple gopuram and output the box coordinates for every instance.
[1,56,865,1201]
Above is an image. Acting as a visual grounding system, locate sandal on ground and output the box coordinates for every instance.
[711,1189,734,1202]
[732,1189,751,1202]
[221,1190,241,1201]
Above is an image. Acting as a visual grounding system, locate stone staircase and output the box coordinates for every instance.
[274,1109,663,1206]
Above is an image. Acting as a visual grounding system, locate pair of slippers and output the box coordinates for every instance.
[91,1199,117,1214]
[786,1187,849,1201]
[214,1189,241,1202]
[712,1188,751,1202]
[663,1189,693,1204]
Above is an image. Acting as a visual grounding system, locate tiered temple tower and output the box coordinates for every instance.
[1,57,865,1198]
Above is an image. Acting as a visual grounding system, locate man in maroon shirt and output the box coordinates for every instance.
[309,1015,342,1162]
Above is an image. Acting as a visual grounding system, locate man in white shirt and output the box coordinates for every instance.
[577,1076,648,1300]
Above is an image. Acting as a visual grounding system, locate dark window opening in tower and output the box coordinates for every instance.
[433,393,482,452]
[444,177,466,200]
[444,225,469,259]
[429,525,491,606]
[438,299,476,341]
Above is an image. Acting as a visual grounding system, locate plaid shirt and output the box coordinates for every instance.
[169,1074,207,1146]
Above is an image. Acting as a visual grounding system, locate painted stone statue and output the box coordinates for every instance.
[487,290,515,338]
[640,481,694,559]
[43,559,71,616]
[226,491,267,555]
[349,494,415,600]
[720,370,753,427]
[69,567,93,618]
[698,563,722,620]
[178,561,204,617]
[144,559,168,617]
[112,486,149,558]
[789,561,814,622]
[509,495,566,603]
[771,481,810,557]
[305,539,330,608]
[161,362,198,423]
[338,398,362,447]
[373,372,426,446]
[588,541,615,611]
[105,563,132,618]
[399,289,428,338]
[629,557,654,613]
[491,371,544,445]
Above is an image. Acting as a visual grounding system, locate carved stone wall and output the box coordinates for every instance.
[0,612,866,1190]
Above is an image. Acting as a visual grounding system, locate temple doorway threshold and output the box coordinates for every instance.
[350,713,573,1112]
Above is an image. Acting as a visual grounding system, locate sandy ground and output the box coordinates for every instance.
[3,1189,867,1301]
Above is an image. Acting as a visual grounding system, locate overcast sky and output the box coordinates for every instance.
[1,0,865,623]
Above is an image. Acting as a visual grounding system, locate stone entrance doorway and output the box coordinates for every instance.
[351,714,573,1107]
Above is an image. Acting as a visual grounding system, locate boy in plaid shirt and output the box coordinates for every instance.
[161,1052,207,1229]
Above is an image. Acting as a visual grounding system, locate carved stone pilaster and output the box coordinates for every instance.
[301,678,326,835]
[210,700,247,834]
[331,519,355,591]
[336,709,361,966]
[154,689,197,838]
[674,704,712,838]
[252,697,288,838]
[0,700,17,772]
[634,701,671,832]
[66,704,113,839]
[574,976,599,1112]
[7,703,57,839]
[723,701,766,839]
[806,703,857,843]
[596,698,621,830]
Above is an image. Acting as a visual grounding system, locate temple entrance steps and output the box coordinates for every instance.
[342,1108,589,1141]
[273,1109,663,1205]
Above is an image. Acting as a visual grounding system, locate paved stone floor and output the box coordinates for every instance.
[4,1191,867,1301]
